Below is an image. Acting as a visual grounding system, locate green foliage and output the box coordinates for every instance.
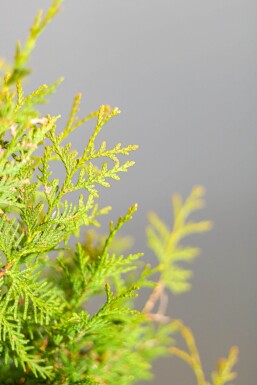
[147,186,212,294]
[0,1,238,385]
[169,321,238,385]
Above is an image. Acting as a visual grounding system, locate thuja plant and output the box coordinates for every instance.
[0,1,238,384]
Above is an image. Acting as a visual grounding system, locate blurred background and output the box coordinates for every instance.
[1,0,257,383]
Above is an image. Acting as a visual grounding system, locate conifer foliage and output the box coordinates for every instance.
[0,1,238,384]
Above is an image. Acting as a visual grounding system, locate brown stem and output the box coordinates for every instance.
[157,288,168,316]
[143,280,164,314]
[147,313,170,323]
[0,260,15,279]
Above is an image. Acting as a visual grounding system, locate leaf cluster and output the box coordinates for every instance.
[0,2,238,385]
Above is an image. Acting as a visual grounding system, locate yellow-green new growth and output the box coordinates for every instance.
[0,1,239,384]
[170,320,238,385]
[147,186,212,294]
[8,0,64,84]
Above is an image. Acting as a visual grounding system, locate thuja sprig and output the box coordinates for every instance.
[52,205,143,308]
[169,321,238,385]
[0,1,238,385]
[146,185,213,296]
[38,100,137,222]
[143,186,213,326]
[7,0,63,85]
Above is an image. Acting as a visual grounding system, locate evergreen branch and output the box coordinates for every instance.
[59,94,105,143]
[211,347,238,385]
[62,93,82,141]
[5,269,63,324]
[54,205,142,307]
[0,113,59,209]
[0,2,239,383]
[87,284,140,333]
[169,320,210,385]
[147,186,212,294]
[22,78,63,107]
[39,103,137,224]
[83,205,141,293]
[84,105,120,158]
[0,310,52,379]
[102,204,138,256]
[0,217,24,262]
[16,80,24,110]
[7,0,63,84]
[169,320,238,385]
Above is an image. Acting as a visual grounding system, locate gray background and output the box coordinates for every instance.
[1,0,257,384]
